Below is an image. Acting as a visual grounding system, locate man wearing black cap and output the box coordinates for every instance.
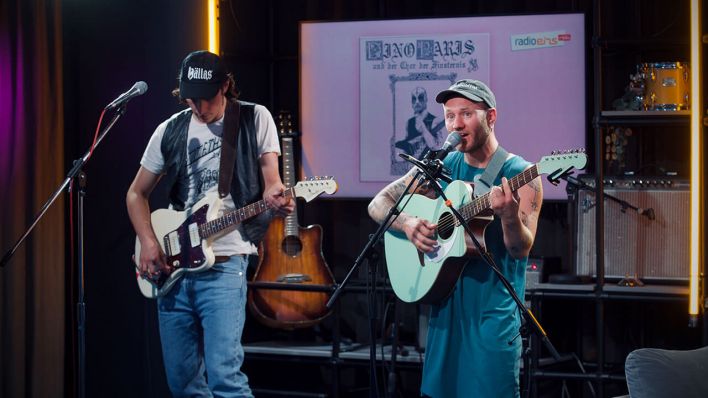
[126,50,293,397]
[369,79,543,397]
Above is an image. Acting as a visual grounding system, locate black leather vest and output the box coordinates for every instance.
[159,100,271,245]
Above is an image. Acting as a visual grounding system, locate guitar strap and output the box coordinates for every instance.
[476,145,508,192]
[218,100,241,199]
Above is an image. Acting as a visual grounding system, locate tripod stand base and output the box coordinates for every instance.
[618,275,644,287]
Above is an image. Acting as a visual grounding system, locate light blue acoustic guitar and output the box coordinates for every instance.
[384,151,587,304]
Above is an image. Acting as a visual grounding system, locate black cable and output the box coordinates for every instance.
[227,0,242,32]
[520,308,532,398]
[561,380,570,398]
[366,261,379,397]
[380,300,391,395]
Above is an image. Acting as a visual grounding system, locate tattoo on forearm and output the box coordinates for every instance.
[528,179,541,192]
[531,199,539,212]
[520,211,529,227]
[392,179,408,195]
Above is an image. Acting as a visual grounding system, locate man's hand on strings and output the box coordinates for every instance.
[402,216,438,253]
[264,183,294,217]
[135,238,170,280]
[489,177,520,221]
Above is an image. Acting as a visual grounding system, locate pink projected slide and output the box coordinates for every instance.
[301,14,585,199]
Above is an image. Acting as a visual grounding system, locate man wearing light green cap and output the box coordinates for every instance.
[369,79,543,397]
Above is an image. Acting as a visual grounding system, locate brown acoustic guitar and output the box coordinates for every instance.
[248,112,336,329]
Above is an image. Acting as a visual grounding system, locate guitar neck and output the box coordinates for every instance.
[200,188,295,239]
[459,164,540,221]
[281,135,300,237]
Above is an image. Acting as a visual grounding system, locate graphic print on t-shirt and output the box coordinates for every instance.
[186,136,222,202]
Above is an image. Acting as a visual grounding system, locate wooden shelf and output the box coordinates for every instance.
[600,110,690,117]
[596,111,691,126]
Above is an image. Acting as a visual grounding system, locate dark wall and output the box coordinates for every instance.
[60,1,608,397]
[62,1,207,396]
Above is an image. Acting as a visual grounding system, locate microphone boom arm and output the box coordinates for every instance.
[561,174,655,220]
[1,107,127,268]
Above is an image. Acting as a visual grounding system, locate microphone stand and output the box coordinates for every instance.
[1,104,128,398]
[325,152,443,398]
[398,154,561,366]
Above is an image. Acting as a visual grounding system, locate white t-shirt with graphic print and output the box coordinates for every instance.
[140,104,280,256]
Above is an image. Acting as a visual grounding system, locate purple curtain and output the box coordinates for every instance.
[0,1,65,397]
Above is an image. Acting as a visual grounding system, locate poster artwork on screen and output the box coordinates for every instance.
[359,34,490,182]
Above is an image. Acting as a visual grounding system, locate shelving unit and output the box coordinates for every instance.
[523,1,704,397]
[527,283,692,397]
[243,281,424,397]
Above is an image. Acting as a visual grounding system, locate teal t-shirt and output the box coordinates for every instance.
[420,151,531,398]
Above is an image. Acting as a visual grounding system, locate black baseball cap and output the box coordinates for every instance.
[435,79,496,108]
[178,50,228,99]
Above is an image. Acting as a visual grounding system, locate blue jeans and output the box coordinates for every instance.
[158,255,253,398]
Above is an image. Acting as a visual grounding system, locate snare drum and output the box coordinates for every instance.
[639,62,690,111]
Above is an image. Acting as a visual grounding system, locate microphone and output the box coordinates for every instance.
[105,81,148,110]
[400,132,461,184]
[432,131,462,160]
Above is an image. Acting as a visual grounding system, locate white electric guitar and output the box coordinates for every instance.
[135,177,338,298]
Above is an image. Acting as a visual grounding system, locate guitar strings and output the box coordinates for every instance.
[200,187,297,237]
[431,167,538,236]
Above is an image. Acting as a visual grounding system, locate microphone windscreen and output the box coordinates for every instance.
[134,81,148,94]
[445,131,462,148]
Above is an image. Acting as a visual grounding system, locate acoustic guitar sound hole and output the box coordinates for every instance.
[281,236,303,257]
[437,212,455,239]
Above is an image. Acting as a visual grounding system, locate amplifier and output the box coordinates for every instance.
[575,177,690,281]
[526,257,562,290]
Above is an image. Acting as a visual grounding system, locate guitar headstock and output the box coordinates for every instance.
[277,110,298,138]
[538,149,588,183]
[293,177,338,202]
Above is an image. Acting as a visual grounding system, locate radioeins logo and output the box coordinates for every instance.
[510,31,571,51]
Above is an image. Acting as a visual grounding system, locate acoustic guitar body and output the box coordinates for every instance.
[249,216,334,329]
[247,111,335,329]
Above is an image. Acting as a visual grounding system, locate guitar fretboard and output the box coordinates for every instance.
[199,187,295,238]
[281,136,300,237]
[458,164,540,222]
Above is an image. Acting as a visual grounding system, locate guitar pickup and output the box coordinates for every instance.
[276,273,312,283]
[188,222,200,247]
[167,231,181,256]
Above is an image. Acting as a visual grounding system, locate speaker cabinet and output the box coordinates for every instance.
[575,178,690,281]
